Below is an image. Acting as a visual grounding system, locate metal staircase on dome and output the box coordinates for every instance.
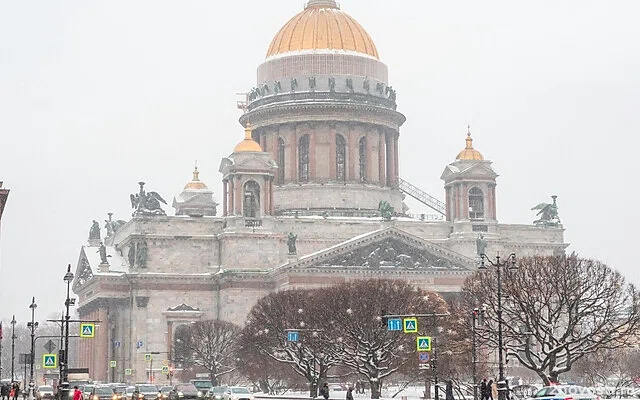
[398,178,446,216]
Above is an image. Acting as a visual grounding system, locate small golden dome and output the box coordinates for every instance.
[266,0,379,59]
[234,126,262,153]
[456,130,484,161]
[184,166,209,190]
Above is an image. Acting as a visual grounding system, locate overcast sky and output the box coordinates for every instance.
[1,0,639,321]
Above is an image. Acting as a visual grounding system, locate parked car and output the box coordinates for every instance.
[36,385,55,400]
[81,385,96,400]
[530,385,597,400]
[207,387,227,400]
[89,386,116,400]
[169,384,203,400]
[222,387,253,400]
[123,387,136,400]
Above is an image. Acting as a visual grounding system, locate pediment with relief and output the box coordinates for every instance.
[73,247,94,289]
[289,227,475,271]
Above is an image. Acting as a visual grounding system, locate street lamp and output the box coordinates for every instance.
[478,253,517,400]
[471,306,486,400]
[11,315,16,383]
[28,297,39,400]
[61,264,75,400]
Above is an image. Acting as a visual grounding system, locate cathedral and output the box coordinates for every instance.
[72,0,566,384]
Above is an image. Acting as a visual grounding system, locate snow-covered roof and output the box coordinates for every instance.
[82,244,129,274]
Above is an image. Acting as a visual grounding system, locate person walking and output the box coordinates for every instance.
[72,386,82,400]
[445,380,454,400]
[346,387,354,400]
[487,380,494,400]
[490,380,498,400]
[480,379,489,400]
[1,383,9,400]
[319,383,330,400]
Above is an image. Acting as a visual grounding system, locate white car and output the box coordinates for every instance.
[222,387,253,400]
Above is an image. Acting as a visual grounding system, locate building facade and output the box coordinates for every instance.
[72,0,567,384]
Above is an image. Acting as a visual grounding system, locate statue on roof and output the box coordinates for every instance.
[378,200,394,221]
[97,242,111,264]
[531,195,561,226]
[130,181,167,216]
[476,234,487,256]
[287,232,297,255]
[136,241,148,268]
[89,220,101,240]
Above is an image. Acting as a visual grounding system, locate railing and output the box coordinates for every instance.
[245,218,263,228]
[398,178,446,216]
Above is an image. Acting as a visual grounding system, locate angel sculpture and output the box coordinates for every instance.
[130,181,167,216]
[531,195,560,226]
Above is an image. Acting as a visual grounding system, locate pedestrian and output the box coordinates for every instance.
[354,381,361,395]
[480,379,489,400]
[12,383,20,400]
[491,380,498,400]
[346,387,354,400]
[487,380,494,400]
[72,386,82,400]
[319,383,330,400]
[1,383,8,400]
[445,380,454,400]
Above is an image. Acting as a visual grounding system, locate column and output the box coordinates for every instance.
[235,177,243,215]
[366,130,374,183]
[229,179,235,216]
[329,129,336,179]
[378,132,386,186]
[393,135,399,184]
[309,131,316,181]
[222,180,228,216]
[291,129,298,182]
[270,178,275,214]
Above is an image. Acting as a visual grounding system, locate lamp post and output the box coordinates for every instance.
[11,315,16,382]
[478,253,517,400]
[61,264,75,400]
[28,297,39,400]
[471,306,486,400]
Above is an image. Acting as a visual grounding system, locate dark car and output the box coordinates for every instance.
[134,385,159,400]
[89,386,115,400]
[157,387,173,400]
[169,384,203,400]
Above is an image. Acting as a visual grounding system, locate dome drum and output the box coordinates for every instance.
[258,52,388,84]
[246,76,398,113]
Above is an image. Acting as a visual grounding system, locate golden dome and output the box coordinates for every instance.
[234,126,262,153]
[456,131,484,161]
[184,166,209,190]
[266,0,379,59]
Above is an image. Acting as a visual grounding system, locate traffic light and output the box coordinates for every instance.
[169,366,174,377]
[380,309,387,327]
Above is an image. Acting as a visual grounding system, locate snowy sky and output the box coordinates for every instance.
[1,0,639,320]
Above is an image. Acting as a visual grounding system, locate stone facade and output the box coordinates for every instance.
[70,1,568,385]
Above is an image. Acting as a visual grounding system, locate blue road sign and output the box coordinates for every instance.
[287,331,299,342]
[114,341,121,348]
[136,340,143,349]
[387,318,402,331]
[418,352,430,363]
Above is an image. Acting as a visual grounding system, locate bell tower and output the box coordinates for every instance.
[219,126,277,221]
[441,130,498,228]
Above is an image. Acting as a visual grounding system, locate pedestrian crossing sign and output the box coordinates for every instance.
[43,354,57,369]
[161,366,169,374]
[80,323,95,338]
[144,353,152,362]
[110,361,117,368]
[125,369,132,376]
[403,318,418,333]
[416,336,432,352]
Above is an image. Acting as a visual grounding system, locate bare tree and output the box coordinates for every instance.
[173,320,241,385]
[241,289,341,398]
[572,347,640,394]
[325,279,449,399]
[462,255,640,385]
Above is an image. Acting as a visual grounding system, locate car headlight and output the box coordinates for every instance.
[197,392,203,398]
[138,395,145,399]
[178,393,184,398]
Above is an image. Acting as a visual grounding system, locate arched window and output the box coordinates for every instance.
[336,134,346,181]
[469,187,485,220]
[243,181,261,218]
[173,324,192,367]
[359,137,367,182]
[277,137,285,184]
[299,135,310,182]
